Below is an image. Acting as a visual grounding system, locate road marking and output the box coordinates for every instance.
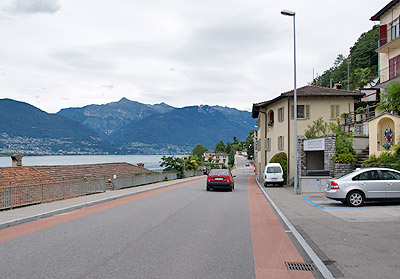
[255,177,335,279]
[304,198,325,209]
[285,230,292,233]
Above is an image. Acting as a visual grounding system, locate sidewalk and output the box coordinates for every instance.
[0,175,205,230]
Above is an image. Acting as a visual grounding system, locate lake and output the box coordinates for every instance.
[0,155,181,172]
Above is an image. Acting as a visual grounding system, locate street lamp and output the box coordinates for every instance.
[281,9,298,195]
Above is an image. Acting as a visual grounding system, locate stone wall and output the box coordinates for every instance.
[324,134,336,174]
[334,163,353,178]
[298,135,353,178]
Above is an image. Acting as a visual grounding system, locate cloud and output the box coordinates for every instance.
[101,84,115,89]
[5,0,61,15]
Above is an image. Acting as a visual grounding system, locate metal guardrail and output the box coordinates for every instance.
[0,178,106,210]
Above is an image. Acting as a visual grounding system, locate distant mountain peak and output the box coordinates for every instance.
[118,97,131,103]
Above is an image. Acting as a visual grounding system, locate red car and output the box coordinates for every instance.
[206,169,235,191]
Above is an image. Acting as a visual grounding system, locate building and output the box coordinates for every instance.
[371,0,400,87]
[252,85,363,183]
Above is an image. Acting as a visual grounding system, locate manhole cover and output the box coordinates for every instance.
[285,262,316,271]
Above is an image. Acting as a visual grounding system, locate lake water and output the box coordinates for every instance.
[0,155,179,172]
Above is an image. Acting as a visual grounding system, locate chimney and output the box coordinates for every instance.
[11,154,23,167]
[137,163,145,168]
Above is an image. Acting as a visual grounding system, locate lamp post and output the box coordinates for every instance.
[281,9,298,195]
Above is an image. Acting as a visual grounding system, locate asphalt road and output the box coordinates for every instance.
[0,166,256,278]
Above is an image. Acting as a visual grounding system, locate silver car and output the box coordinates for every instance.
[325,167,400,207]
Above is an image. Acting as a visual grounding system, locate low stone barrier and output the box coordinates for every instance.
[112,170,203,190]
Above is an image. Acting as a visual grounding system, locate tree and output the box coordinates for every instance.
[160,156,184,178]
[245,130,255,159]
[191,144,208,159]
[185,154,202,170]
[315,25,379,90]
[215,140,226,153]
[377,83,400,114]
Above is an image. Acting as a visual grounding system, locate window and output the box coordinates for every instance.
[392,19,399,40]
[278,136,284,151]
[291,105,310,119]
[268,110,274,127]
[381,170,400,180]
[278,107,284,122]
[267,167,282,173]
[353,170,380,181]
[330,105,340,119]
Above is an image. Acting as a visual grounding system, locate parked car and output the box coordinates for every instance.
[325,167,400,207]
[197,166,208,175]
[206,169,235,191]
[264,163,284,187]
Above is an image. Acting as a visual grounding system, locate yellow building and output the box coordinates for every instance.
[252,85,363,183]
[371,1,400,86]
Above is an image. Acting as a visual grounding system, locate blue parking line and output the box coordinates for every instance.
[304,198,325,209]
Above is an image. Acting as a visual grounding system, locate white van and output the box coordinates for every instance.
[263,163,284,187]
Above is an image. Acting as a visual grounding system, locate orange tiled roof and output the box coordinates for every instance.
[33,162,153,182]
[0,166,54,187]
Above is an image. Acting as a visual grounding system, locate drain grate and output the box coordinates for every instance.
[285,262,316,271]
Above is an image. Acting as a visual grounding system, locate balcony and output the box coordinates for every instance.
[376,65,400,86]
[377,24,400,53]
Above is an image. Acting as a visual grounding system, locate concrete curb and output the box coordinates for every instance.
[255,177,335,279]
[0,176,205,230]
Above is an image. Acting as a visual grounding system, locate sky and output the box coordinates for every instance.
[0,0,389,113]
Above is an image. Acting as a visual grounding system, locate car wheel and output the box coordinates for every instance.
[206,185,210,191]
[264,182,268,187]
[346,190,364,207]
[280,182,284,187]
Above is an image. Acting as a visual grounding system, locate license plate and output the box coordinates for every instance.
[214,178,224,180]
[271,178,277,180]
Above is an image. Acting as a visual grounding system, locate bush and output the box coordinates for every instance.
[332,153,355,164]
[269,152,287,183]
[362,152,400,170]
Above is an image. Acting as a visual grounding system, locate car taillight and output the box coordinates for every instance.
[330,181,340,189]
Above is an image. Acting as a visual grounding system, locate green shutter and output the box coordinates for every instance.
[306,105,310,119]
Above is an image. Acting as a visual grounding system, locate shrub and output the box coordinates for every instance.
[304,117,330,139]
[362,152,400,170]
[332,153,355,164]
[269,152,287,183]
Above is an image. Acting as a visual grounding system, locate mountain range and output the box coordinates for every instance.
[0,98,254,155]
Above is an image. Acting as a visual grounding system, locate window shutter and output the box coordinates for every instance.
[306,105,310,119]
[290,105,294,119]
[282,107,284,121]
[336,105,339,118]
[380,24,387,47]
[330,105,334,119]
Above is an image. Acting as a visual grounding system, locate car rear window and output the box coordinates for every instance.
[353,170,380,181]
[267,167,281,173]
[210,170,229,175]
